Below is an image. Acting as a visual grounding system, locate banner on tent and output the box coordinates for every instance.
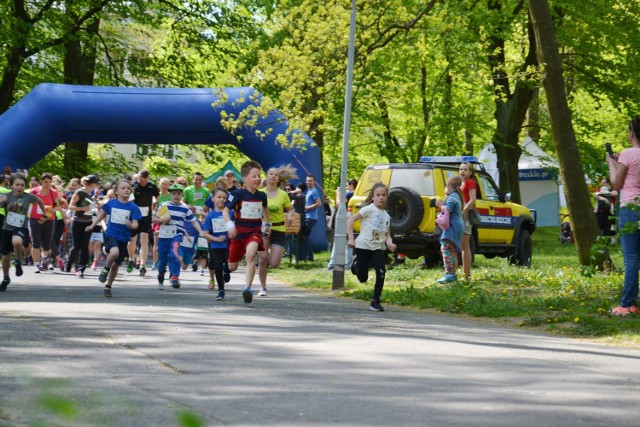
[519,168,558,181]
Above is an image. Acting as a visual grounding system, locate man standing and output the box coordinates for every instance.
[128,169,159,276]
[183,172,210,216]
[301,175,321,261]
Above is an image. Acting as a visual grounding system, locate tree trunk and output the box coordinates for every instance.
[62,17,100,176]
[0,48,26,114]
[528,0,598,265]
[527,88,540,141]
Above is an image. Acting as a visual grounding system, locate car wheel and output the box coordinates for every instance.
[387,186,424,234]
[509,229,532,267]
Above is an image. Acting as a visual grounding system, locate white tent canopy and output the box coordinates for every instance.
[478,137,566,226]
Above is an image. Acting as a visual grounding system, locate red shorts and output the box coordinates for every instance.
[228,233,265,263]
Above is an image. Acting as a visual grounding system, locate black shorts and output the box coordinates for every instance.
[29,218,54,250]
[266,230,286,248]
[104,235,129,265]
[1,228,29,255]
[131,217,152,236]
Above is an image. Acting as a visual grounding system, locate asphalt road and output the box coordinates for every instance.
[1,264,639,426]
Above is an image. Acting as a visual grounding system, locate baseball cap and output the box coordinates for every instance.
[86,175,100,184]
[169,183,184,192]
[224,170,235,177]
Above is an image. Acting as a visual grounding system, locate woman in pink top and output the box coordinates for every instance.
[28,173,59,273]
[607,115,640,316]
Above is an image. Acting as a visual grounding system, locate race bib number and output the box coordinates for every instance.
[194,192,203,200]
[110,208,130,225]
[159,225,177,238]
[36,205,43,215]
[180,234,193,247]
[211,217,226,233]
[240,201,262,220]
[6,211,25,227]
[139,206,150,216]
[197,237,208,248]
[195,205,203,215]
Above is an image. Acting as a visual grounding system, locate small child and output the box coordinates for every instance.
[89,201,105,270]
[223,160,271,304]
[85,180,142,297]
[0,173,46,291]
[180,206,201,272]
[153,183,203,289]
[435,176,465,284]
[347,182,396,312]
[459,161,478,279]
[203,187,232,300]
[191,210,209,276]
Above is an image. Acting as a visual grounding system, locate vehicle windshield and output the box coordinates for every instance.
[389,168,435,196]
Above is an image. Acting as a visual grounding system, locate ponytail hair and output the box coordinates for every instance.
[362,181,388,207]
[447,176,464,204]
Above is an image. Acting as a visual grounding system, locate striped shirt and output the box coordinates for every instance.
[157,201,196,239]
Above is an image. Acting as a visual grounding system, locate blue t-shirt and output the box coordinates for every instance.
[203,209,231,249]
[102,199,143,242]
[305,187,320,221]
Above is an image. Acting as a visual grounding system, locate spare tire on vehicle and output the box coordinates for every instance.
[387,186,424,234]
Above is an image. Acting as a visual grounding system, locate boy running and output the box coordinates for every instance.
[223,161,270,303]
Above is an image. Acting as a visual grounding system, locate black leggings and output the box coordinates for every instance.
[68,220,91,270]
[50,219,65,258]
[353,248,386,302]
[208,248,228,290]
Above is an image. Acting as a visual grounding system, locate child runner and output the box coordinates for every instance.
[347,181,396,312]
[151,178,172,270]
[223,160,271,304]
[153,183,203,290]
[191,209,209,276]
[86,180,142,297]
[459,161,478,279]
[0,173,46,291]
[257,165,296,296]
[203,187,231,300]
[89,199,106,270]
[435,176,465,284]
[180,205,201,272]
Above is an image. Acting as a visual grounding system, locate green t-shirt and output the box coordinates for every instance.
[0,187,11,216]
[183,186,210,214]
[157,192,171,204]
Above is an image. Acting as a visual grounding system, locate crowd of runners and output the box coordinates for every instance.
[0,161,311,303]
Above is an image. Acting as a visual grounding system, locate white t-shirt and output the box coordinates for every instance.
[355,204,391,251]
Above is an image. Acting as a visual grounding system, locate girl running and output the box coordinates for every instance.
[347,182,396,312]
[0,173,46,291]
[28,173,60,272]
[67,175,100,277]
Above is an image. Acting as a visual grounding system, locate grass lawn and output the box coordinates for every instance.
[271,226,640,347]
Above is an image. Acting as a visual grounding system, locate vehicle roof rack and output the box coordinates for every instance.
[418,155,485,171]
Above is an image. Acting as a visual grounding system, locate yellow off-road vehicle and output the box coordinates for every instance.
[348,156,537,267]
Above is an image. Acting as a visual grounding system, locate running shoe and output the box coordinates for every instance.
[370,300,385,312]
[258,288,267,297]
[242,287,253,304]
[611,305,640,317]
[0,277,10,291]
[103,286,112,297]
[151,262,157,270]
[139,265,147,276]
[92,261,98,270]
[126,261,134,273]
[170,276,180,288]
[192,263,198,272]
[435,273,457,284]
[76,269,84,278]
[158,274,165,290]
[98,267,110,283]
[34,264,42,274]
[58,259,65,271]
[216,290,225,300]
[208,280,216,290]
[199,268,205,276]
[14,260,23,277]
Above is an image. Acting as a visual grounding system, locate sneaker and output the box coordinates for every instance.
[92,261,98,270]
[58,259,65,271]
[370,300,384,312]
[216,290,225,300]
[98,267,110,283]
[34,264,42,274]
[14,260,23,277]
[157,280,164,291]
[611,305,640,317]
[103,286,112,297]
[151,262,157,270]
[139,265,147,276]
[242,287,253,303]
[192,263,198,272]
[135,259,140,269]
[170,276,180,288]
[258,288,267,297]
[126,261,134,273]
[41,259,49,270]
[48,261,55,271]
[199,268,205,276]
[208,280,216,290]
[76,269,84,278]
[0,277,10,291]
[435,273,457,284]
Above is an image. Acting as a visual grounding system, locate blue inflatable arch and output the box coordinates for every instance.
[0,83,326,250]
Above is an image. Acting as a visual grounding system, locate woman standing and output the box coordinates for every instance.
[607,115,640,316]
[67,175,100,277]
[257,166,297,296]
[459,162,478,280]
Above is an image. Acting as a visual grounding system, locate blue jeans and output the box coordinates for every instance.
[328,242,353,268]
[299,219,317,261]
[618,207,640,307]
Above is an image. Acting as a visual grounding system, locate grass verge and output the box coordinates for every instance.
[272,227,640,347]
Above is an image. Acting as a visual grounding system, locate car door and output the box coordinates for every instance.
[475,173,515,244]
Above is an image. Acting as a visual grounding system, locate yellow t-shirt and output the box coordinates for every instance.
[262,188,291,232]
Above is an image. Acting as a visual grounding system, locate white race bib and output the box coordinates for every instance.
[180,234,193,247]
[195,205,203,215]
[211,217,226,233]
[194,192,203,200]
[6,211,26,227]
[240,201,262,220]
[36,205,43,215]
[139,206,150,216]
[110,208,130,225]
[159,224,177,238]
[197,237,208,248]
